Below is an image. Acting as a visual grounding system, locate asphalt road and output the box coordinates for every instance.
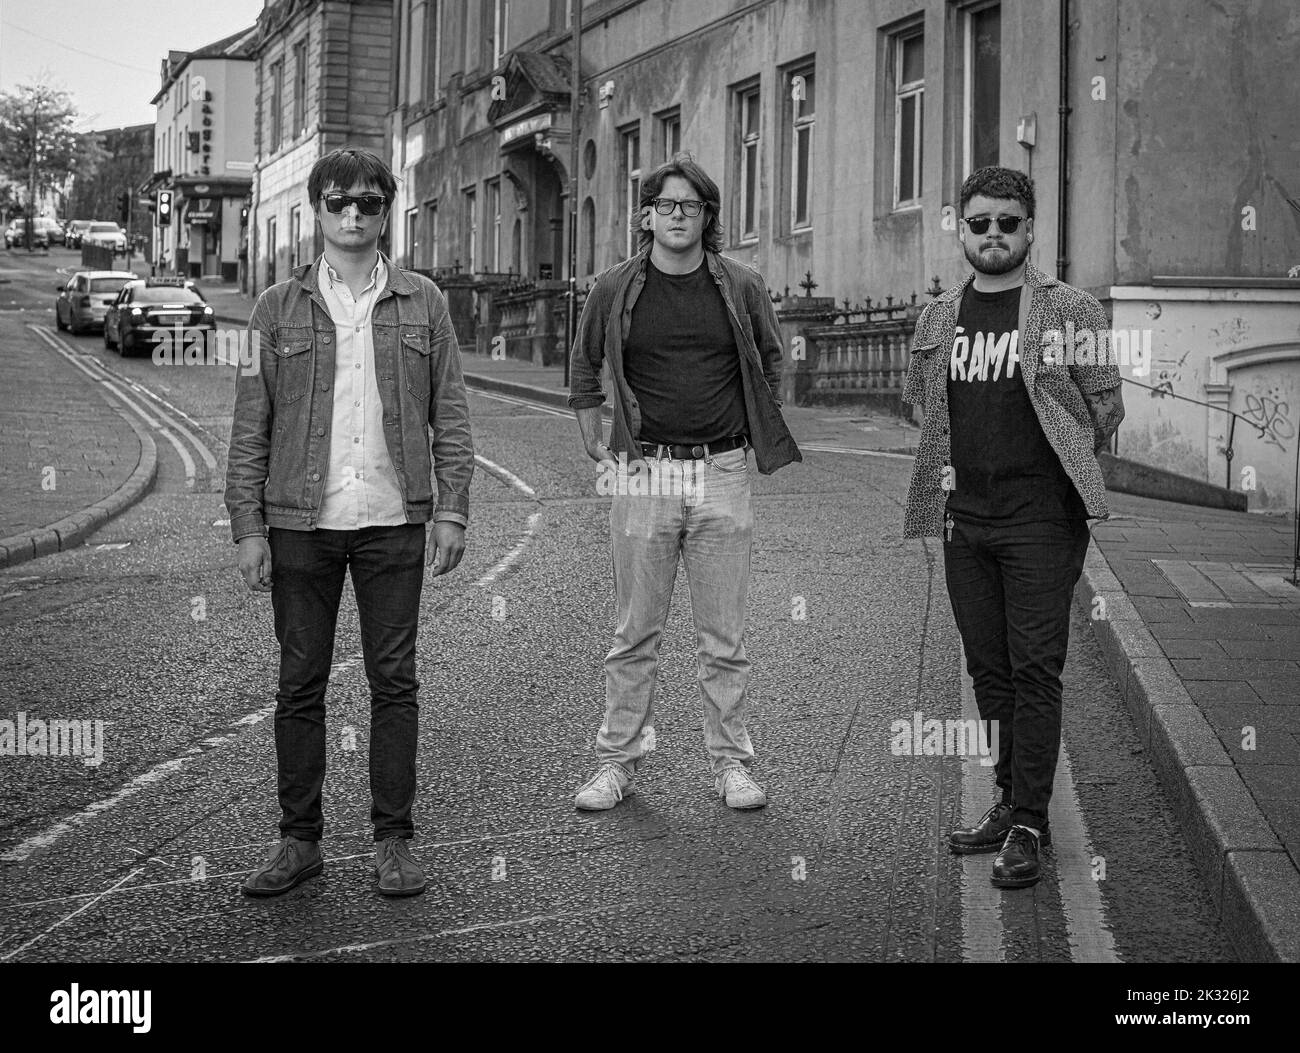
[0,248,1234,962]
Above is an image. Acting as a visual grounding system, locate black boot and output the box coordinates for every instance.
[992,825,1043,888]
[947,802,1013,854]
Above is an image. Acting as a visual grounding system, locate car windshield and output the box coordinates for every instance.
[89,224,121,233]
[90,277,132,294]
[132,287,203,305]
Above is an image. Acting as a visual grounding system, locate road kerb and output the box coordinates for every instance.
[1076,543,1298,962]
[0,396,158,570]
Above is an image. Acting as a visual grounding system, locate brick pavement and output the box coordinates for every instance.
[0,332,156,566]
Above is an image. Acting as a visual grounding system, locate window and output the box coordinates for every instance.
[269,59,284,151]
[425,0,442,99]
[494,0,510,67]
[463,187,477,272]
[289,206,301,269]
[293,38,308,136]
[658,108,681,163]
[734,82,760,242]
[425,200,438,267]
[787,64,815,230]
[620,124,641,259]
[582,197,595,275]
[405,207,418,266]
[964,3,1001,175]
[266,216,277,285]
[894,30,924,207]
[486,178,501,271]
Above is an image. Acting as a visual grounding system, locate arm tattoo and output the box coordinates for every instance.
[1084,384,1126,453]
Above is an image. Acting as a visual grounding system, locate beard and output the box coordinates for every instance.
[963,238,1029,275]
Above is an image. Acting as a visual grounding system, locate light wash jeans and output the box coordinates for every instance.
[596,445,756,777]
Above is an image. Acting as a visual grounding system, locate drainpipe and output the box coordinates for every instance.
[1057,0,1071,281]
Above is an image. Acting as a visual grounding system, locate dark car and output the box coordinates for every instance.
[64,220,94,249]
[55,270,139,334]
[36,218,64,246]
[103,278,215,356]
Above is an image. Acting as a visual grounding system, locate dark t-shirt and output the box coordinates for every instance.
[623,259,747,444]
[945,285,1086,523]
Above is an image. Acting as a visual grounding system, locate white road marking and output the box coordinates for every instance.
[476,511,542,586]
[957,661,1006,963]
[0,706,274,864]
[799,442,916,461]
[1050,741,1120,962]
[246,902,637,962]
[0,867,145,961]
[156,427,196,488]
[474,453,537,498]
[471,388,572,419]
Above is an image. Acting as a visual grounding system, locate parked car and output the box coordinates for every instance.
[4,218,48,249]
[103,278,215,356]
[82,222,127,254]
[55,270,139,335]
[64,220,94,249]
[36,217,64,246]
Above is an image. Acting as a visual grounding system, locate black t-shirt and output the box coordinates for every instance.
[623,259,748,445]
[945,285,1086,523]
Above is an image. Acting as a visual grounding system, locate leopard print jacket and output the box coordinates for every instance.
[902,262,1121,538]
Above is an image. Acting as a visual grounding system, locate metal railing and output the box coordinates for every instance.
[1120,375,1267,491]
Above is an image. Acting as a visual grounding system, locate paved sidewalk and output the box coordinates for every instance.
[0,331,157,568]
[169,288,1300,960]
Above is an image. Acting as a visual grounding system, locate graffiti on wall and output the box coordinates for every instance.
[1240,386,1294,451]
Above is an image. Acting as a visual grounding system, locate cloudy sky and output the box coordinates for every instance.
[0,0,265,131]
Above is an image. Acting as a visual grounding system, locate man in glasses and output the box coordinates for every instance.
[902,166,1125,889]
[226,147,473,897]
[568,154,801,811]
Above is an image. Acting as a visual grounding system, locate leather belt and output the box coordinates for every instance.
[638,434,747,460]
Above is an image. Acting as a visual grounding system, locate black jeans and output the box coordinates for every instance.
[268,524,425,843]
[943,516,1090,831]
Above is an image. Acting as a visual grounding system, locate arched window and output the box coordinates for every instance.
[582,197,595,276]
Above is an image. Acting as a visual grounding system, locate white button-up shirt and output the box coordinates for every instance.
[315,254,408,530]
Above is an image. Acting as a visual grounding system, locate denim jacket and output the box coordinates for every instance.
[567,248,802,475]
[224,252,474,542]
[902,262,1121,538]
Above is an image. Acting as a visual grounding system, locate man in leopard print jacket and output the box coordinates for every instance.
[902,166,1125,891]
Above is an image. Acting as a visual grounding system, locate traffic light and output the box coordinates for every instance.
[117,192,130,225]
[157,190,173,227]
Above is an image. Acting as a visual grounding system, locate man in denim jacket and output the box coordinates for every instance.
[568,155,801,812]
[225,148,473,898]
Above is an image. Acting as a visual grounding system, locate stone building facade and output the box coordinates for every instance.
[372,0,1298,508]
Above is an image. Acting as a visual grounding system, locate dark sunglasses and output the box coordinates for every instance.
[651,198,706,217]
[962,215,1026,234]
[322,193,387,216]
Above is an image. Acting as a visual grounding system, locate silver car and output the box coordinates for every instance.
[55,270,139,334]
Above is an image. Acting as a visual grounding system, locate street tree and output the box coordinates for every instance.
[0,83,82,250]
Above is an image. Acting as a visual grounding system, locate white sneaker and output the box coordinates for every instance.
[716,768,767,809]
[574,763,635,811]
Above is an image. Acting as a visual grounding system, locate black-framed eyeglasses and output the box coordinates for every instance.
[962,215,1026,234]
[651,198,706,217]
[322,193,387,216]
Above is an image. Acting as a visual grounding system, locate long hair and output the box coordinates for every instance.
[636,153,723,254]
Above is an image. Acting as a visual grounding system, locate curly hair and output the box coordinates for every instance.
[959,166,1036,219]
[636,153,723,254]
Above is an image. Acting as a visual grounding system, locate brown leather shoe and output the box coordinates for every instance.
[375,836,427,897]
[242,836,323,897]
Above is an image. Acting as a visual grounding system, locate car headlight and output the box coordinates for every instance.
[130,307,142,316]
